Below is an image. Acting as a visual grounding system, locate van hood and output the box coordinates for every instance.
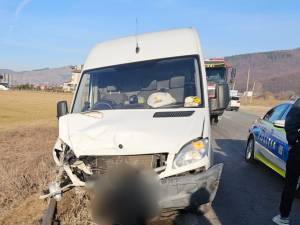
[58,109,207,157]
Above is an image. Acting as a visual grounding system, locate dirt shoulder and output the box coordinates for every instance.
[239,105,270,117]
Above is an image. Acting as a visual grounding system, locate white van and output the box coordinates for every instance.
[43,28,223,210]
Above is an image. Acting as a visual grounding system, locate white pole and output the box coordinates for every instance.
[246,65,250,103]
[250,81,256,104]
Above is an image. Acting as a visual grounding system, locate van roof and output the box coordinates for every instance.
[83,28,201,71]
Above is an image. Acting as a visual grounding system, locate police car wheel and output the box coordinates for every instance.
[245,137,255,162]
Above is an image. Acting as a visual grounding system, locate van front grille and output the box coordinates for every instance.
[90,154,167,174]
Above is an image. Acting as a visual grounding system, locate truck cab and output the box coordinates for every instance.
[43,28,223,212]
[205,59,233,124]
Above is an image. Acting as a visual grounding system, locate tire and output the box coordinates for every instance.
[245,136,255,163]
[211,116,219,125]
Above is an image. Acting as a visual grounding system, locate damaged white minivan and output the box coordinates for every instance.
[42,28,224,211]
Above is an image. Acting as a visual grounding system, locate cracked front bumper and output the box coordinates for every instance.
[159,163,223,209]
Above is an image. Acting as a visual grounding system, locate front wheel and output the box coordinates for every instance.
[245,136,255,163]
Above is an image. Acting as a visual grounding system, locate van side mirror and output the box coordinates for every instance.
[57,101,69,119]
[273,120,285,128]
[217,83,230,110]
[209,83,230,113]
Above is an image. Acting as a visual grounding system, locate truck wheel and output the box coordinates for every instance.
[245,136,255,163]
[211,116,219,125]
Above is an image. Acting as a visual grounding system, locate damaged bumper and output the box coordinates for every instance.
[159,163,223,209]
[43,140,223,210]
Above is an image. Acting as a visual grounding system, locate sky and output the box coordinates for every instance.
[0,0,300,71]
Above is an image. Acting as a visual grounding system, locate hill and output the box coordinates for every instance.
[225,48,300,95]
[0,67,71,86]
[1,48,300,93]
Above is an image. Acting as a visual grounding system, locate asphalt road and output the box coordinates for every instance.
[164,111,300,225]
[195,110,300,225]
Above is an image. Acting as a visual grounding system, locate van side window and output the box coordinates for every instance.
[73,74,91,112]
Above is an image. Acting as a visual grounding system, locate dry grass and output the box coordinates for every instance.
[0,90,100,225]
[0,91,72,224]
[239,96,285,117]
[0,127,57,224]
[240,97,283,107]
[0,90,72,130]
[57,189,97,225]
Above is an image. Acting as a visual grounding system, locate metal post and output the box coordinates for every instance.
[250,81,256,104]
[245,65,250,104]
[42,198,57,225]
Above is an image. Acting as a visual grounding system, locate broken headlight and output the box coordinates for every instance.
[173,138,209,168]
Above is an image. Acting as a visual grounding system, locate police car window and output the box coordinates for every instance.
[263,109,274,121]
[280,104,292,120]
[268,104,290,123]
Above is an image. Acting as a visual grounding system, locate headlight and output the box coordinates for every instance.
[173,138,209,168]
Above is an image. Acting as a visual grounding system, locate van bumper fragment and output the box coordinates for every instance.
[159,163,223,209]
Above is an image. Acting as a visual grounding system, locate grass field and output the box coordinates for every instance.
[0,91,72,225]
[0,90,72,130]
[239,97,284,117]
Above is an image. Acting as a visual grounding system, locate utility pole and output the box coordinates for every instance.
[232,79,236,90]
[250,81,256,104]
[245,65,251,103]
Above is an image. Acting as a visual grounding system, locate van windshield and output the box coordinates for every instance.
[72,56,202,112]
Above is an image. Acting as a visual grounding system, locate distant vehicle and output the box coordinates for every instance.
[205,59,235,124]
[0,74,10,90]
[245,98,300,192]
[0,84,9,91]
[228,96,240,111]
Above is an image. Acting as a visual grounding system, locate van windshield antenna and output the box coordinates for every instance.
[135,18,140,53]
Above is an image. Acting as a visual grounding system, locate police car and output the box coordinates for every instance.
[245,98,300,191]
